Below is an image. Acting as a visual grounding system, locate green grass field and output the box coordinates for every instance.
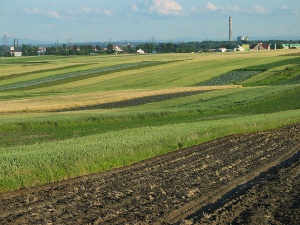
[1,50,300,192]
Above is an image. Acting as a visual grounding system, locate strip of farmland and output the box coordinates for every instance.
[0,123,299,224]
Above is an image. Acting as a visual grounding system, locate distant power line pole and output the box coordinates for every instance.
[149,36,156,53]
[2,34,9,46]
[2,34,9,55]
[66,37,72,46]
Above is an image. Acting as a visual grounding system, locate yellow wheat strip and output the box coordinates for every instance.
[0,85,241,113]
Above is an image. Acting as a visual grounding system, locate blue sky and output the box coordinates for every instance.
[1,0,300,44]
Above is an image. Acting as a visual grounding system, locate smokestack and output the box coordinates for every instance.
[229,16,232,42]
[14,39,16,49]
[17,39,18,47]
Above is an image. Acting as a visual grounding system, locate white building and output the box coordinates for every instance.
[234,45,244,51]
[10,47,22,57]
[216,48,227,52]
[13,51,22,56]
[38,47,47,55]
[137,49,145,54]
[237,36,245,41]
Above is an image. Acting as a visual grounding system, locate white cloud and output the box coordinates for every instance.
[131,3,139,12]
[47,10,60,19]
[149,0,183,15]
[104,9,113,16]
[280,6,289,10]
[23,7,43,15]
[23,7,60,19]
[79,6,93,14]
[206,3,218,11]
[206,3,240,13]
[252,5,270,15]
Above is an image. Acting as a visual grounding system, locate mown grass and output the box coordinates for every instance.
[1,50,300,192]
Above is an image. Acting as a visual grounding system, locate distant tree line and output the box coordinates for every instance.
[136,40,300,53]
[1,39,299,57]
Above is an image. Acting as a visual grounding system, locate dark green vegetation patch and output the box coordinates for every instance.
[195,69,263,86]
[196,57,300,87]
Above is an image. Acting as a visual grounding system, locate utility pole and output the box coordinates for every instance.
[2,34,9,56]
[2,34,9,46]
[66,37,72,46]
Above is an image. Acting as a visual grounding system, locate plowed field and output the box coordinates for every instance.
[0,123,299,225]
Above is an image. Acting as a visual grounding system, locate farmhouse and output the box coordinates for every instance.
[137,49,145,54]
[113,45,122,53]
[216,48,227,52]
[38,47,47,55]
[250,43,270,50]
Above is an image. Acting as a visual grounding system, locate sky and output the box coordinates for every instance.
[1,0,300,44]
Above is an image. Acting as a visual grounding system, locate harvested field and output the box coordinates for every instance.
[0,123,299,225]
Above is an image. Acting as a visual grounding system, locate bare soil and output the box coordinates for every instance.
[0,123,299,225]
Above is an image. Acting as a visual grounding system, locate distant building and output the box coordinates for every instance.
[237,36,249,42]
[242,44,250,51]
[289,44,300,49]
[216,48,227,52]
[250,43,270,50]
[113,45,122,53]
[281,44,300,49]
[234,45,244,51]
[237,36,245,41]
[11,51,22,57]
[9,46,22,57]
[136,49,145,54]
[38,47,47,55]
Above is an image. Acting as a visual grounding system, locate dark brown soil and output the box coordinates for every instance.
[0,123,299,225]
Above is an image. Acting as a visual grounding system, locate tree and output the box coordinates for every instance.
[106,44,114,54]
[22,44,28,56]
[276,44,284,49]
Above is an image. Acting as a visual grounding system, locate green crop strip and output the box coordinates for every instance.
[0,61,174,91]
[1,111,300,192]
[1,85,299,148]
[0,63,93,82]
[243,65,300,86]
[246,57,300,70]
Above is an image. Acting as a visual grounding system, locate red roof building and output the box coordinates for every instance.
[250,43,270,50]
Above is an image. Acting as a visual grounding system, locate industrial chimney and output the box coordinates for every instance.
[229,16,232,42]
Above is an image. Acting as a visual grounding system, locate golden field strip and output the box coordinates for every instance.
[0,86,241,112]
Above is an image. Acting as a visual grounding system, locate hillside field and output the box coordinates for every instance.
[0,50,300,192]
